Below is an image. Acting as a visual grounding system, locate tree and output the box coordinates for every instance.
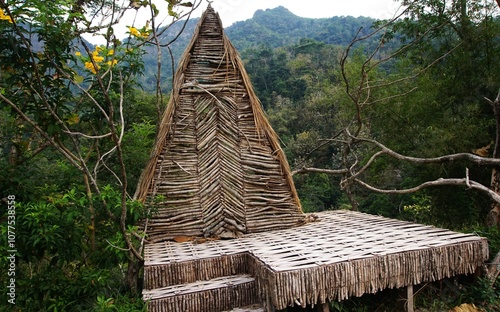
[0,0,200,308]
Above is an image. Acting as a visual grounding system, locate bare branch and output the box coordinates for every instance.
[354,136,500,166]
[0,93,83,171]
[353,177,500,204]
[363,42,462,93]
[485,249,500,285]
[368,19,451,72]
[367,87,418,105]
[154,0,202,47]
[484,89,500,106]
[292,167,349,176]
[63,131,113,139]
[105,239,130,252]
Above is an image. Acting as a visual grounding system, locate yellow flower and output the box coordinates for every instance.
[75,51,81,56]
[0,8,13,23]
[84,61,100,74]
[93,55,104,63]
[106,59,118,67]
[128,27,140,37]
[92,50,99,57]
[107,49,114,56]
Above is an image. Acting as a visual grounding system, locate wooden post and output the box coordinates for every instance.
[317,301,329,312]
[406,284,414,312]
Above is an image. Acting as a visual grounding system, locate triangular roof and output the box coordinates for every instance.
[135,5,305,242]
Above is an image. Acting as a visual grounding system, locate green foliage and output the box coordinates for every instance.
[459,277,500,310]
[468,225,500,263]
[400,193,433,224]
[334,0,500,227]
[0,188,147,311]
[295,173,340,212]
[137,7,378,92]
[93,294,147,312]
[16,200,84,262]
[359,193,404,219]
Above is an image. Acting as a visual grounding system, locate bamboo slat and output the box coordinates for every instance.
[143,210,489,310]
[145,274,258,312]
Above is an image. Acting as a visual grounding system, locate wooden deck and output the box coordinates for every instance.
[143,210,488,311]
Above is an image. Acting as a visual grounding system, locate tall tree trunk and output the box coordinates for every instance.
[487,92,500,227]
[485,91,500,285]
[83,174,96,251]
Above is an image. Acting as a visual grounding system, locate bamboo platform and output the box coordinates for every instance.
[143,210,488,311]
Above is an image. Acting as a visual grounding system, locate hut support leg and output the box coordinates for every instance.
[406,284,414,312]
[317,301,329,312]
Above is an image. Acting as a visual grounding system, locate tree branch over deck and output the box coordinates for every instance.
[300,0,500,212]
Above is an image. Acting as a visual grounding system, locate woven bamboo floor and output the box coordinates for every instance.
[144,210,488,310]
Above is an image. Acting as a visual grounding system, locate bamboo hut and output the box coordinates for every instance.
[138,5,489,311]
[134,4,305,243]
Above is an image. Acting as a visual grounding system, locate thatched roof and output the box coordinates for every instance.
[134,5,305,242]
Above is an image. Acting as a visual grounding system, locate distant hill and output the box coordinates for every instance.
[226,6,375,49]
[138,6,377,91]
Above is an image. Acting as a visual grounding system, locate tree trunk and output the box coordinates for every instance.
[83,174,96,251]
[487,169,500,227]
[345,184,359,211]
[485,250,500,286]
[126,254,143,294]
[487,94,500,227]
[485,91,500,285]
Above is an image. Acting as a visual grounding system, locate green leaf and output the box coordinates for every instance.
[47,123,61,135]
[74,75,84,84]
[64,113,79,125]
[151,3,159,17]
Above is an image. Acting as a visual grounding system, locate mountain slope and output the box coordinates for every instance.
[226,6,375,49]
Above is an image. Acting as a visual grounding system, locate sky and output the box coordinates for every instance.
[84,0,402,44]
